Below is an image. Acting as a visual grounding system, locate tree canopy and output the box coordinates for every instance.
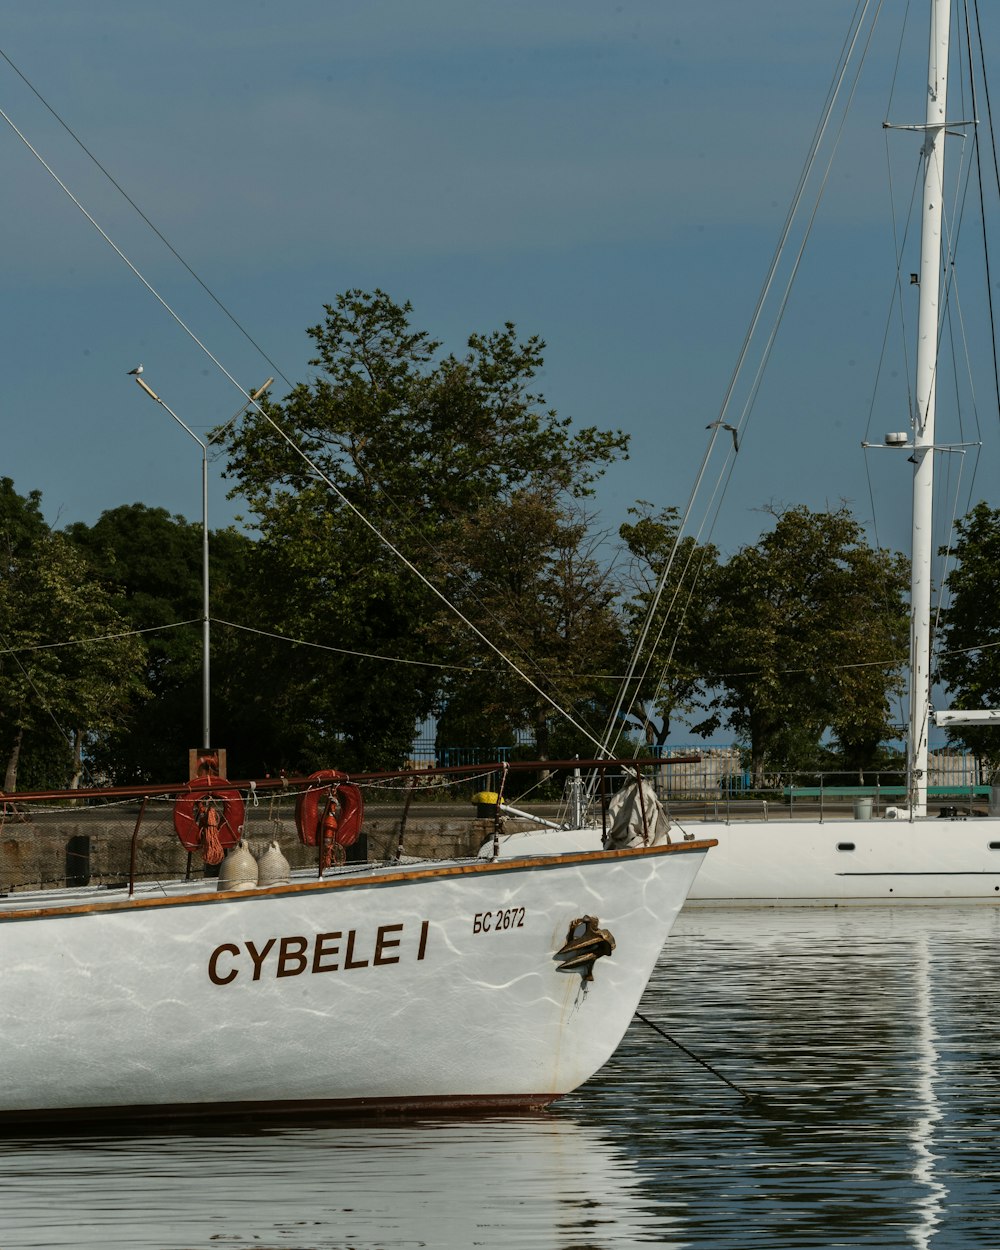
[938,502,1000,777]
[218,289,630,769]
[66,503,256,781]
[616,504,720,751]
[431,495,625,760]
[700,505,908,783]
[0,295,934,788]
[0,481,147,791]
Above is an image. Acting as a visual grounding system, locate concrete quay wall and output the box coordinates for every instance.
[0,805,504,893]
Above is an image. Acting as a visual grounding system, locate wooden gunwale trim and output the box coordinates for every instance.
[0,839,716,923]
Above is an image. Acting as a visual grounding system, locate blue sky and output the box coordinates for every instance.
[1,0,998,571]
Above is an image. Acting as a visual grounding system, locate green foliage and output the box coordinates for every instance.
[938,502,1000,777]
[617,503,720,749]
[704,505,908,782]
[0,305,923,790]
[0,485,148,790]
[11,723,73,792]
[433,494,625,760]
[67,503,257,781]
[220,290,629,768]
[0,477,48,549]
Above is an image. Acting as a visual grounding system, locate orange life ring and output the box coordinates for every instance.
[173,777,246,858]
[295,769,364,849]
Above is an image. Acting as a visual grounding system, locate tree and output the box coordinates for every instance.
[705,505,908,784]
[617,504,720,751]
[67,504,255,781]
[219,290,630,768]
[0,484,148,790]
[937,502,1000,777]
[0,477,48,550]
[432,495,625,760]
[0,480,63,789]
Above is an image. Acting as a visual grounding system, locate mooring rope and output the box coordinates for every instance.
[635,1011,758,1103]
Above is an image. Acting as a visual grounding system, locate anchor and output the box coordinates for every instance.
[555,915,616,981]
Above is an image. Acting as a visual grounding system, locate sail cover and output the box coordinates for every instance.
[605,778,671,849]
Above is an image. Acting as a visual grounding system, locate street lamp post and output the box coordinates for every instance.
[133,375,273,754]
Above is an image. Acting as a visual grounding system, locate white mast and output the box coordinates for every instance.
[908,0,951,817]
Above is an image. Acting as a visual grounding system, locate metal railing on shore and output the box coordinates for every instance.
[411,740,989,801]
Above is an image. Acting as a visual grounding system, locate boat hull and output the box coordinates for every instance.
[488,817,1000,904]
[0,843,710,1123]
[684,815,1000,904]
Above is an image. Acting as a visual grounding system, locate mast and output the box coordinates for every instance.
[908,0,951,817]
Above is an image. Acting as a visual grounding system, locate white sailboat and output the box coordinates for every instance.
[0,50,720,1124]
[682,0,1000,904]
[1,765,713,1123]
[493,0,1000,904]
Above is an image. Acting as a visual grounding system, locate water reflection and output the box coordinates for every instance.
[2,907,999,1248]
[0,1115,678,1250]
[565,906,1000,1248]
[909,935,945,1250]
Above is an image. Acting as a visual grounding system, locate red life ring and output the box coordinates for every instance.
[295,769,364,849]
[173,777,246,860]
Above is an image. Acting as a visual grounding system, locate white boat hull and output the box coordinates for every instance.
[1,843,710,1122]
[684,814,1000,904]
[489,815,1000,904]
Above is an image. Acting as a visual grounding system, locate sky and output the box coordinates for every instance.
[2,0,999,573]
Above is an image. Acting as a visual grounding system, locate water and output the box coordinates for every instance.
[2,907,998,1249]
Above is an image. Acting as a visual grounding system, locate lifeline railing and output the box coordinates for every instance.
[1,756,696,897]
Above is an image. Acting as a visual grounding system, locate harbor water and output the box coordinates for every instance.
[1,905,997,1249]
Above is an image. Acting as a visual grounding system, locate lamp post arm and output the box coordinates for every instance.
[134,376,206,453]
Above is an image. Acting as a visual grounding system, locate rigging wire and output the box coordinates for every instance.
[0,628,93,786]
[0,619,200,655]
[855,0,1000,737]
[597,0,883,763]
[0,45,295,394]
[0,102,611,756]
[212,618,476,671]
[624,0,999,770]
[865,2,924,732]
[2,605,922,682]
[863,150,920,559]
[4,8,997,766]
[0,50,618,749]
[966,0,1000,427]
[884,1,1000,695]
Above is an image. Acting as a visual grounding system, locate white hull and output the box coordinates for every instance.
[490,815,1000,905]
[1,843,710,1123]
[685,814,1000,904]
